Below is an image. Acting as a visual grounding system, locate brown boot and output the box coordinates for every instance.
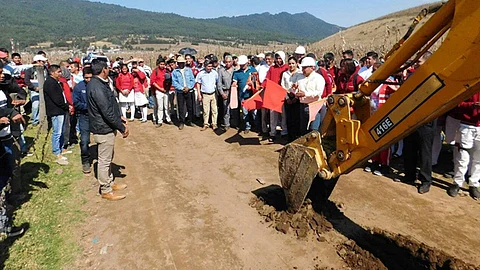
[112,183,127,191]
[101,192,126,201]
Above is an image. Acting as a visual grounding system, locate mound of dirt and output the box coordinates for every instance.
[249,197,333,239]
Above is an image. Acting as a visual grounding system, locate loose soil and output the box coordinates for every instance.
[70,117,480,270]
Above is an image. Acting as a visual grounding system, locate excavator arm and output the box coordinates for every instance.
[279,0,480,212]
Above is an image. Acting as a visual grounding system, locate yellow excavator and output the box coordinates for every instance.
[279,0,480,212]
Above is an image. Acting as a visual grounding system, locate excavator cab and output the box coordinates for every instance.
[279,0,480,213]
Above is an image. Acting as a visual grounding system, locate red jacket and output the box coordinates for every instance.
[317,67,333,98]
[132,70,146,93]
[266,64,288,85]
[150,67,167,93]
[456,92,480,126]
[58,77,73,114]
[116,72,134,91]
[337,72,364,94]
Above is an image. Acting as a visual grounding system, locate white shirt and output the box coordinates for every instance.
[257,64,271,83]
[281,69,304,95]
[358,66,373,80]
[297,72,325,104]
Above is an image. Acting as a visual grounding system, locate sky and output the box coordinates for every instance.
[91,0,438,27]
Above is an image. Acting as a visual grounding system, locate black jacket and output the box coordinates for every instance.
[87,76,125,135]
[44,76,68,117]
[0,77,27,135]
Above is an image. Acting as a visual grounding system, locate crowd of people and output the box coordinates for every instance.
[0,44,479,237]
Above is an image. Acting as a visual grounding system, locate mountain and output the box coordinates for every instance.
[0,0,342,49]
[205,12,342,42]
[308,2,442,59]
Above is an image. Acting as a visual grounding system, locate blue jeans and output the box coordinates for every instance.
[242,106,257,130]
[77,114,90,165]
[51,115,65,156]
[30,91,40,125]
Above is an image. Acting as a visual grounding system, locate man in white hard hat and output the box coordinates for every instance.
[295,57,325,134]
[294,46,306,62]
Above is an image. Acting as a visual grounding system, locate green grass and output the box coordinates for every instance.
[1,126,86,269]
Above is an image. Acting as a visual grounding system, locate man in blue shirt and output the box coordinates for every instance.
[232,55,257,133]
[196,60,219,131]
[72,67,93,174]
[172,56,196,130]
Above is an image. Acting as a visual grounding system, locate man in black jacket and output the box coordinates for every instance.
[44,65,71,165]
[87,60,128,201]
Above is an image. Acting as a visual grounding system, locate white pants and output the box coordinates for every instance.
[120,102,135,120]
[454,124,480,188]
[156,91,171,123]
[445,115,461,145]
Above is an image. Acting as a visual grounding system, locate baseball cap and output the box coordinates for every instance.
[238,55,248,65]
[295,46,306,55]
[300,57,316,67]
[33,54,48,62]
[176,56,186,63]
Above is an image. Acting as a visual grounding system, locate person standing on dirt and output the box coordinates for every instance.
[87,60,128,201]
[73,67,93,174]
[172,56,196,130]
[399,52,436,194]
[196,60,219,131]
[232,55,257,134]
[217,54,234,131]
[447,92,480,200]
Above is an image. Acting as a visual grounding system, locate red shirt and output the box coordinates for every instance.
[132,70,146,93]
[150,68,167,93]
[456,92,480,126]
[115,72,134,91]
[266,64,288,85]
[317,67,333,97]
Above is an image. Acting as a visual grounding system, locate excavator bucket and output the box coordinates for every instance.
[278,139,321,213]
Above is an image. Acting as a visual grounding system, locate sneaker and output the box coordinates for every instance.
[364,166,372,173]
[469,186,480,200]
[56,158,69,166]
[373,168,383,176]
[268,136,275,143]
[447,184,460,197]
[156,123,163,128]
[200,125,209,131]
[374,165,392,177]
[443,171,454,179]
[101,192,126,201]
[0,227,25,239]
[62,149,72,155]
[178,123,185,130]
[166,121,173,125]
[244,129,250,134]
[418,182,431,194]
[82,163,91,174]
[223,126,230,131]
[141,119,147,123]
[212,124,218,130]
[56,154,68,161]
[128,119,134,122]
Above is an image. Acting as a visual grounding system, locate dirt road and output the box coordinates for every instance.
[73,121,480,270]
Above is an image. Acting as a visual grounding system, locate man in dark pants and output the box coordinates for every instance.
[172,56,196,130]
[73,67,93,174]
[401,52,435,194]
[403,120,437,193]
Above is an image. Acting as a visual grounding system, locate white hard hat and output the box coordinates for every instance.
[33,55,48,62]
[238,55,249,65]
[300,57,316,67]
[257,53,265,58]
[295,46,306,55]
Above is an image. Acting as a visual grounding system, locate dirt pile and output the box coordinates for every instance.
[249,196,334,239]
